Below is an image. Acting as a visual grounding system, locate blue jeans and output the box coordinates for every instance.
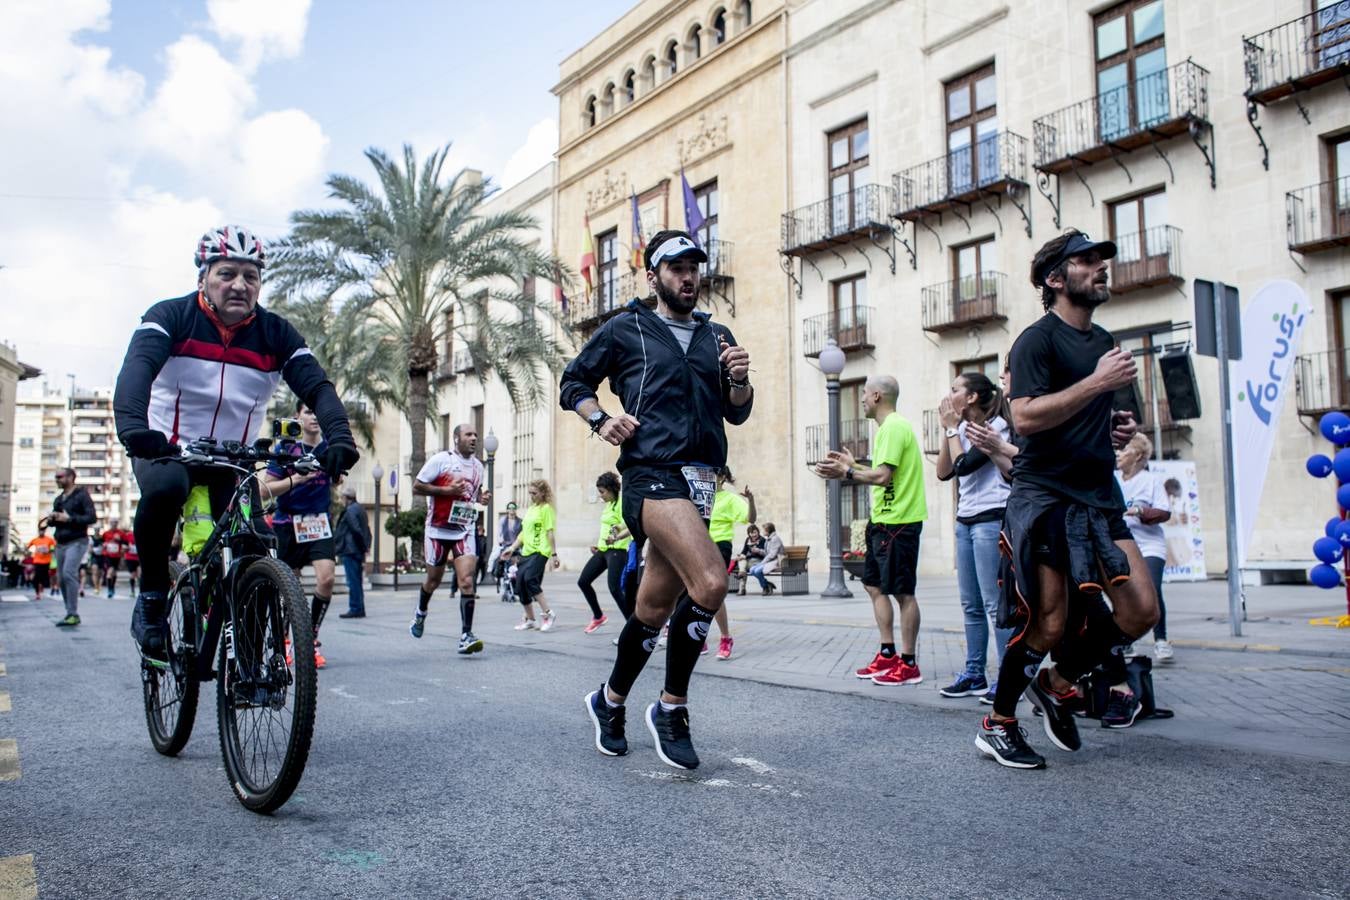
[955,520,1015,676]
[749,563,770,591]
[1146,555,1167,640]
[341,554,366,615]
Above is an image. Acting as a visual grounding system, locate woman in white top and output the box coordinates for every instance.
[936,371,1019,699]
[1115,433,1174,662]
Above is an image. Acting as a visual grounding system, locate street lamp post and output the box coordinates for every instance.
[819,338,852,598]
[371,463,384,575]
[483,428,499,560]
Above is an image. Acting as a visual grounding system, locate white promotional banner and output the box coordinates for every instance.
[1151,460,1207,581]
[1229,280,1311,565]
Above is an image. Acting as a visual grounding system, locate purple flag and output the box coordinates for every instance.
[681,169,705,247]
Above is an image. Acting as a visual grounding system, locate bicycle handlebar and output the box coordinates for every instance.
[174,437,321,473]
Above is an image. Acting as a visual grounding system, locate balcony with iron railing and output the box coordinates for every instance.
[781,184,894,256]
[1110,225,1183,293]
[893,131,1030,220]
[453,347,476,374]
[568,270,647,331]
[920,272,1008,333]
[802,306,876,358]
[1296,348,1350,416]
[1286,177,1350,253]
[803,419,871,466]
[1033,60,1209,174]
[702,238,734,284]
[1244,3,1350,104]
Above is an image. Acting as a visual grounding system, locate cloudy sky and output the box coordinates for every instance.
[0,0,631,388]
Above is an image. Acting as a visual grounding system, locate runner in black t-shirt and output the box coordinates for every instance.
[974,229,1159,770]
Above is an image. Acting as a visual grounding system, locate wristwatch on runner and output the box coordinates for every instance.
[587,410,611,434]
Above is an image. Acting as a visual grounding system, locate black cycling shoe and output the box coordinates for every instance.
[646,702,700,770]
[1024,670,1082,752]
[131,592,169,662]
[585,687,628,757]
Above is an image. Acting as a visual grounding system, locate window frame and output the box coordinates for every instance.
[943,63,997,190]
[1093,0,1167,135]
[597,228,619,313]
[693,178,719,253]
[826,118,870,231]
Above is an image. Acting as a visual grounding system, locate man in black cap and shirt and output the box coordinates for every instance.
[975,229,1158,770]
[561,228,753,770]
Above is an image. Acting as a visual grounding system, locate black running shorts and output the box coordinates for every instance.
[620,465,705,546]
[863,521,922,596]
[276,527,336,570]
[517,552,548,604]
[1030,503,1131,573]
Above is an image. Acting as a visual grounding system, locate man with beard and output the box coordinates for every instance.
[975,229,1157,770]
[561,229,753,771]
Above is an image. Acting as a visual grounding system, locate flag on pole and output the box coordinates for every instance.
[630,190,646,270]
[553,264,569,314]
[681,169,705,247]
[580,213,596,292]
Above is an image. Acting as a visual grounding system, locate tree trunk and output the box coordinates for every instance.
[406,367,429,565]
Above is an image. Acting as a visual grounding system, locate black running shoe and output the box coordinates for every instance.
[645,702,700,770]
[130,592,168,662]
[974,716,1046,770]
[1101,688,1142,728]
[1024,670,1082,752]
[584,687,627,756]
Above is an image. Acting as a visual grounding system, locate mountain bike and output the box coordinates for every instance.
[140,436,319,814]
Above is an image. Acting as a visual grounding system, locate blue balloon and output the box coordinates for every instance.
[1308,454,1334,477]
[1329,517,1343,538]
[1338,482,1350,510]
[1335,449,1350,482]
[1321,411,1350,444]
[1314,536,1343,564]
[1336,520,1350,547]
[1310,563,1342,589]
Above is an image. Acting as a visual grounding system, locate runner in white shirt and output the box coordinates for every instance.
[410,424,489,655]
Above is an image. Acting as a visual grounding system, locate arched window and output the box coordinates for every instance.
[641,54,657,93]
[601,82,616,119]
[622,69,636,107]
[712,9,727,46]
[737,0,752,31]
[585,95,597,128]
[687,24,702,62]
[664,40,678,78]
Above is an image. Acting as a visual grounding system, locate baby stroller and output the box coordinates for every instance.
[497,555,519,604]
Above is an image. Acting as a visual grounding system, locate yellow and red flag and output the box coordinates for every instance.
[580,213,596,291]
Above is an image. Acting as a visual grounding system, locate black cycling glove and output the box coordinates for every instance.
[122,428,179,459]
[320,443,360,480]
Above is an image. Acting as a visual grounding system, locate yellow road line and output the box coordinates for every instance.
[0,739,19,781]
[0,854,39,900]
[0,693,10,713]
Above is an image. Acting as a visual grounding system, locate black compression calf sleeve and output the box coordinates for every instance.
[607,617,661,699]
[459,593,476,634]
[418,587,432,613]
[664,596,717,699]
[311,594,330,635]
[993,641,1047,718]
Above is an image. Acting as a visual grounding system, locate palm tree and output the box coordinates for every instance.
[271,144,569,534]
[264,291,400,448]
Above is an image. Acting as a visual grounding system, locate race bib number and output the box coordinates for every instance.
[680,465,717,520]
[104,541,121,555]
[448,501,482,529]
[293,513,332,544]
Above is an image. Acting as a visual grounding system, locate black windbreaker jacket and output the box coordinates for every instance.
[558,299,753,471]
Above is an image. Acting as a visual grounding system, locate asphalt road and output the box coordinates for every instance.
[1,595,1347,899]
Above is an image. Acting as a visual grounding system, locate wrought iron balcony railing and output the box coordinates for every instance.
[1286,177,1350,253]
[893,131,1029,219]
[1033,59,1209,174]
[1296,348,1350,416]
[1111,225,1183,293]
[802,306,875,358]
[804,419,871,466]
[703,238,734,283]
[453,347,475,374]
[568,271,646,330]
[781,184,894,256]
[1244,3,1350,103]
[920,271,1008,333]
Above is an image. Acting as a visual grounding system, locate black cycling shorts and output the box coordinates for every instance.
[863,521,922,596]
[276,527,336,570]
[1030,503,1131,573]
[517,552,548,604]
[620,465,708,546]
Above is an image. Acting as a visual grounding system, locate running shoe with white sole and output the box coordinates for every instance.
[646,702,699,770]
[584,615,608,634]
[716,636,734,660]
[855,652,899,680]
[585,687,628,756]
[1101,688,1142,728]
[939,672,989,698]
[975,716,1046,769]
[457,632,484,655]
[1023,670,1081,751]
[1154,639,1174,663]
[513,618,537,631]
[409,612,426,639]
[872,660,922,686]
[540,611,556,632]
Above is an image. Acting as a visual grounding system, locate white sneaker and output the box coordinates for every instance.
[513,618,536,631]
[656,624,668,648]
[540,611,556,632]
[1154,639,1174,663]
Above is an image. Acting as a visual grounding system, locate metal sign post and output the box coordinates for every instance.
[1195,279,1244,637]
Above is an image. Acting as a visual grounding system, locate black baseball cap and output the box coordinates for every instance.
[645,231,708,271]
[1032,232,1117,287]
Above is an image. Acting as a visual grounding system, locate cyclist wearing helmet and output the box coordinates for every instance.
[113,225,359,662]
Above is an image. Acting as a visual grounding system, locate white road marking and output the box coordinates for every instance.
[638,770,803,797]
[329,686,359,700]
[730,756,775,776]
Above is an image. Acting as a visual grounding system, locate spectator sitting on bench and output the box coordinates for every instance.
[747,522,784,595]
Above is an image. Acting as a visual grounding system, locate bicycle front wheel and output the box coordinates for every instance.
[143,561,200,756]
[216,556,316,814]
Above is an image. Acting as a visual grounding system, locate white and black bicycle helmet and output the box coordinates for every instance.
[194,225,266,272]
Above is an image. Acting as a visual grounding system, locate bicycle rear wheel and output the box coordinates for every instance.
[216,556,316,813]
[143,561,200,756]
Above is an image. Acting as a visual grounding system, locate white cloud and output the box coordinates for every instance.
[139,35,257,162]
[236,109,331,222]
[208,0,311,72]
[500,118,558,190]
